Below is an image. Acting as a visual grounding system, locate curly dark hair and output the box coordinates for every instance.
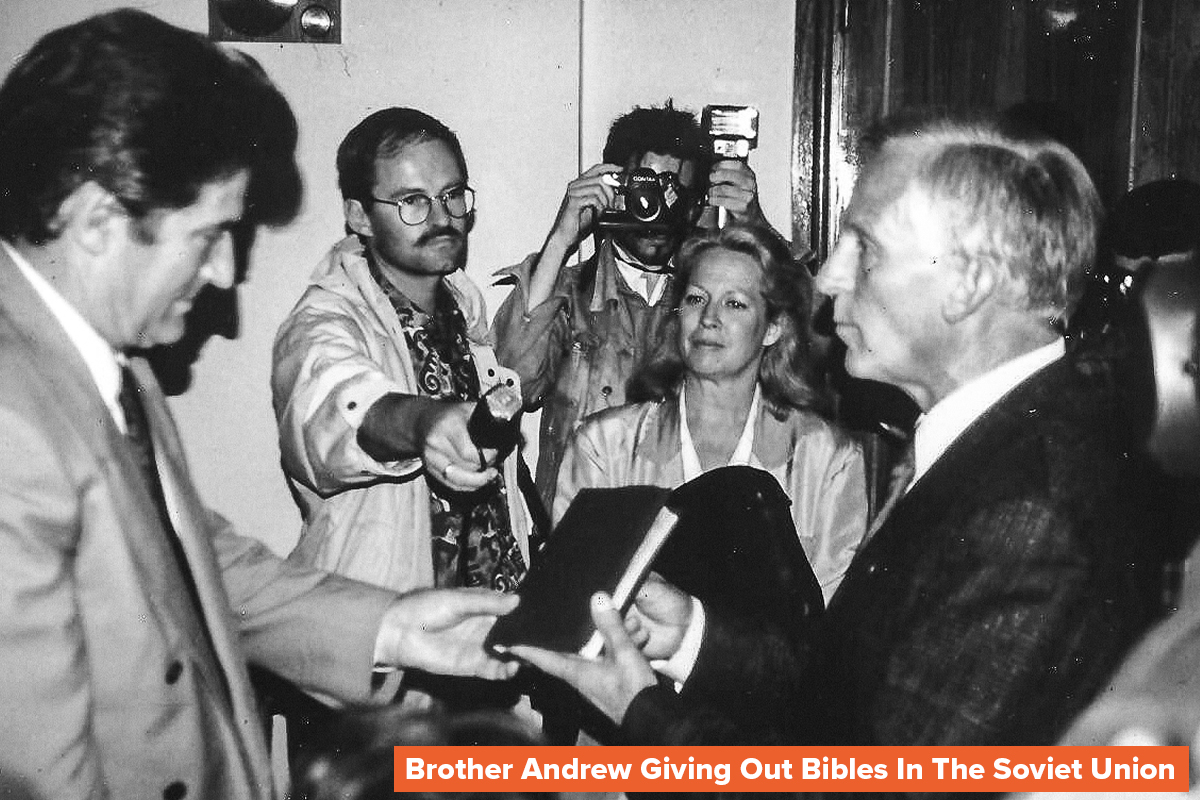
[0,9,301,244]
[628,223,828,417]
[601,99,711,178]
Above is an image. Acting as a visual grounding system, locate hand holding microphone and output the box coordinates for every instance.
[467,382,524,467]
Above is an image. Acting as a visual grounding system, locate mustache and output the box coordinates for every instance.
[416,227,463,246]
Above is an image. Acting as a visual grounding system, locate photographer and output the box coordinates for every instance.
[493,100,776,509]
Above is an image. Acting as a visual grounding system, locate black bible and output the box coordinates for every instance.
[486,466,823,661]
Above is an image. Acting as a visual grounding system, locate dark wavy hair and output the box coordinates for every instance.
[0,9,301,244]
[337,107,468,202]
[628,223,828,417]
[602,99,711,179]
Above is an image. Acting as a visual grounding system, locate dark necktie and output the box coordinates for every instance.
[118,365,227,698]
[866,440,916,540]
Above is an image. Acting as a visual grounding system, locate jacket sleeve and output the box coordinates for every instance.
[272,290,421,497]
[0,406,109,800]
[550,414,626,525]
[619,609,813,746]
[490,255,573,408]
[620,683,747,746]
[207,507,399,704]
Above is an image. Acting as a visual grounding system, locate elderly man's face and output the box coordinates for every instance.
[815,142,959,406]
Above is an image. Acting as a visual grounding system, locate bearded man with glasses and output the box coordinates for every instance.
[272,108,536,712]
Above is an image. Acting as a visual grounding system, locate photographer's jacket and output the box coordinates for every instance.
[272,236,533,592]
[492,238,675,510]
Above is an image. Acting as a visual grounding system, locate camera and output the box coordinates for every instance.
[597,167,695,233]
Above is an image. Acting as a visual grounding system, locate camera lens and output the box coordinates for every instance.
[625,167,663,223]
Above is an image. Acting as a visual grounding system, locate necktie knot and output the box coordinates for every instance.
[889,441,916,498]
[118,364,150,444]
[865,439,916,541]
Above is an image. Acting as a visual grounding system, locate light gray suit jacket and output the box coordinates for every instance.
[0,248,399,800]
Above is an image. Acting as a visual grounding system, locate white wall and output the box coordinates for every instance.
[1,0,795,555]
[581,0,796,232]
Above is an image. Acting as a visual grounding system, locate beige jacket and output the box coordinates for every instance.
[0,249,398,800]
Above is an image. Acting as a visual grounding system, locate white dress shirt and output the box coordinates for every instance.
[613,240,671,306]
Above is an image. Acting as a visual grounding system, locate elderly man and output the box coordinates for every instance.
[513,111,1167,752]
[0,12,516,800]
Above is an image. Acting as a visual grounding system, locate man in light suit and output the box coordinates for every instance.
[513,111,1168,757]
[0,10,517,800]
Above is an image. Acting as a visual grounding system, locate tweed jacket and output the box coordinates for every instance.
[272,236,532,592]
[0,248,399,800]
[621,355,1166,757]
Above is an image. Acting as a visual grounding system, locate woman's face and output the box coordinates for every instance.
[678,247,782,384]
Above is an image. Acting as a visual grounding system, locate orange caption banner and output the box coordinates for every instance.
[396,745,1188,793]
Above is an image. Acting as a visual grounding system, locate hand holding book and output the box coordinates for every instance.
[624,573,694,661]
[507,591,657,725]
[493,466,825,737]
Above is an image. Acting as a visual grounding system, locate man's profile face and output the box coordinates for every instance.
[100,170,247,350]
[815,142,959,405]
[611,150,700,268]
[353,138,469,280]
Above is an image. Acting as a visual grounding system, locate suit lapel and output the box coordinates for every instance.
[834,358,1075,606]
[905,357,1072,511]
[129,358,271,774]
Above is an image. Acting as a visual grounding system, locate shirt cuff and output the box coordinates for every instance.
[650,596,705,691]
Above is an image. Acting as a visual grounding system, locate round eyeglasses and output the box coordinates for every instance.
[368,185,475,226]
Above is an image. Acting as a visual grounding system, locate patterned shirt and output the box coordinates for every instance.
[369,259,526,592]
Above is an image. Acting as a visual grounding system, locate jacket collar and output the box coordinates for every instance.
[637,389,797,471]
[588,236,674,313]
[900,355,1087,509]
[309,235,490,345]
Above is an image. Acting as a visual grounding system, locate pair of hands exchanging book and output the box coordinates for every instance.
[508,576,694,724]
[486,466,825,726]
